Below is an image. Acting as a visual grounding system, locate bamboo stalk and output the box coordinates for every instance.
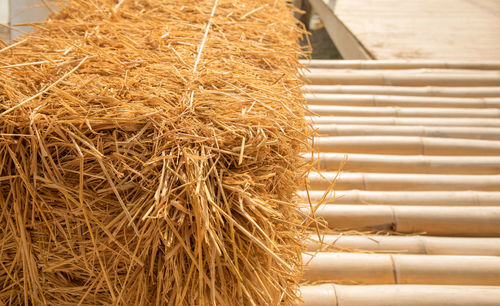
[314,136,500,155]
[310,116,500,127]
[304,204,395,231]
[306,235,500,256]
[302,284,337,306]
[304,85,500,98]
[304,205,500,236]
[314,124,500,140]
[302,253,500,285]
[308,172,500,191]
[305,68,500,75]
[297,190,500,206]
[301,284,500,306]
[306,153,500,174]
[305,71,500,87]
[305,93,500,108]
[303,253,395,284]
[300,59,500,70]
[308,105,500,118]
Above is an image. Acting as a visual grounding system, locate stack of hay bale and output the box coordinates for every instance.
[0,0,313,304]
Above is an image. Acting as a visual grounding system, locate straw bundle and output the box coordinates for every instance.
[0,0,312,304]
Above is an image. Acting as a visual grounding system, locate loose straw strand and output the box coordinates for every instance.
[188,0,219,107]
[0,56,88,118]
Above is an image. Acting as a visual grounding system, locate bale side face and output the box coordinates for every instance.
[0,0,311,305]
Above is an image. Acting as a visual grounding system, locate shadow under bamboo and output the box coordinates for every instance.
[301,284,500,306]
[302,253,500,285]
[304,205,500,236]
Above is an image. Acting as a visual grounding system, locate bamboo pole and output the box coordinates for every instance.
[302,284,337,306]
[305,93,500,108]
[297,190,500,206]
[314,124,500,140]
[303,253,394,284]
[303,204,394,231]
[304,85,500,98]
[314,136,500,155]
[303,205,500,236]
[310,116,500,127]
[306,153,500,174]
[308,105,500,118]
[302,253,500,285]
[307,66,500,74]
[300,59,500,70]
[306,235,500,256]
[305,71,500,87]
[308,172,500,191]
[305,68,500,75]
[301,284,500,306]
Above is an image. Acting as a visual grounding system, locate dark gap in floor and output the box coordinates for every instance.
[297,1,342,60]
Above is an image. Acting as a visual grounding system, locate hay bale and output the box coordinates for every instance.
[0,0,312,304]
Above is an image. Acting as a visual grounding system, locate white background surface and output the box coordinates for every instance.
[0,0,9,25]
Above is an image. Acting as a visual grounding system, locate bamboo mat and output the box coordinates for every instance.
[301,60,500,305]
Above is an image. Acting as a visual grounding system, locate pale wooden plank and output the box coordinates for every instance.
[0,0,9,25]
[308,0,372,59]
[334,0,500,60]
